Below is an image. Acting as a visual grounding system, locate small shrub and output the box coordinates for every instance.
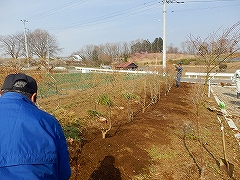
[172,58,197,65]
[97,94,113,107]
[218,63,227,72]
[63,122,82,141]
[87,109,104,118]
[52,107,79,126]
[122,91,137,100]
[52,108,82,141]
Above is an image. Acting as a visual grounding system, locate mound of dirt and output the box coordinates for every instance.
[68,82,240,180]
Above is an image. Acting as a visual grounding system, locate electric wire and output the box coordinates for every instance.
[49,1,239,32]
[24,0,239,33]
[184,0,238,2]
[27,0,90,21]
[171,3,240,12]
[47,1,159,30]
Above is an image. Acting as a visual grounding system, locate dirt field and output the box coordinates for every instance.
[1,53,240,179]
[65,82,240,180]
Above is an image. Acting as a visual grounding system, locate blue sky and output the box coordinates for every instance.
[0,0,239,57]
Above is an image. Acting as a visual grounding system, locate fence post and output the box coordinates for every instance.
[208,78,211,97]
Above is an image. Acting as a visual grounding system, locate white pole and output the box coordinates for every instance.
[21,20,29,69]
[208,78,211,97]
[162,0,167,75]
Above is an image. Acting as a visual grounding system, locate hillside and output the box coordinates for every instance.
[129,53,240,73]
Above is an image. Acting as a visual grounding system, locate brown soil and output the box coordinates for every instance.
[1,54,240,180]
[67,83,240,180]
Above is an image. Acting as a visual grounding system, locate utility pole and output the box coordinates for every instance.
[162,0,184,75]
[162,0,167,75]
[21,19,29,69]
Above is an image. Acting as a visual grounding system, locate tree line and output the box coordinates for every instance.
[0,28,185,59]
[0,29,61,60]
[0,29,165,62]
[0,21,239,68]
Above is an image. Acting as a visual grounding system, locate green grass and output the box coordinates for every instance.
[63,123,82,141]
[147,145,177,161]
[38,73,149,97]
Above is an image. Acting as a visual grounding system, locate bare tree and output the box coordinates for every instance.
[0,29,62,71]
[189,21,240,77]
[122,42,131,61]
[0,33,26,70]
[188,21,240,179]
[102,42,128,64]
[76,44,101,66]
[167,43,178,53]
[0,33,23,59]
[26,29,62,70]
[180,40,197,54]
[28,29,61,59]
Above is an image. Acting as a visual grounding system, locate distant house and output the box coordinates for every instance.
[115,62,138,70]
[72,55,83,61]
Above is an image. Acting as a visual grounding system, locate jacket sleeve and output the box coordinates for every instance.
[55,121,71,180]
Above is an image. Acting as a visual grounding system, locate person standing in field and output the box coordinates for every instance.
[175,62,183,88]
[232,69,240,98]
[0,73,71,180]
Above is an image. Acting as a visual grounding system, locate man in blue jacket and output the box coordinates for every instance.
[0,73,71,180]
[175,62,183,88]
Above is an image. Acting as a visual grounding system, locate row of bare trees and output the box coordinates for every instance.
[0,29,165,67]
[1,21,239,69]
[188,21,240,179]
[0,30,164,61]
[70,38,164,65]
[0,29,61,60]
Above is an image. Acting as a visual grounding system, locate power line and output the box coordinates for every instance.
[48,0,237,31]
[24,0,238,35]
[170,3,240,12]
[27,0,90,21]
[48,1,159,31]
[184,0,238,2]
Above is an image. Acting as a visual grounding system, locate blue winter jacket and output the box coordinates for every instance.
[0,92,71,180]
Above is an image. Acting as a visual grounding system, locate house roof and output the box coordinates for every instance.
[116,62,138,68]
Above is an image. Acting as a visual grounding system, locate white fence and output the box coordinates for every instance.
[185,72,235,97]
[185,72,234,80]
[75,67,156,74]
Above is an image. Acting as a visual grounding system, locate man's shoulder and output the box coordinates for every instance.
[35,107,58,123]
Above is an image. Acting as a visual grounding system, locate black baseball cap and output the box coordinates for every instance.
[1,73,37,94]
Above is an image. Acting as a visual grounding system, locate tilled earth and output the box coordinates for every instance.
[67,83,240,180]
